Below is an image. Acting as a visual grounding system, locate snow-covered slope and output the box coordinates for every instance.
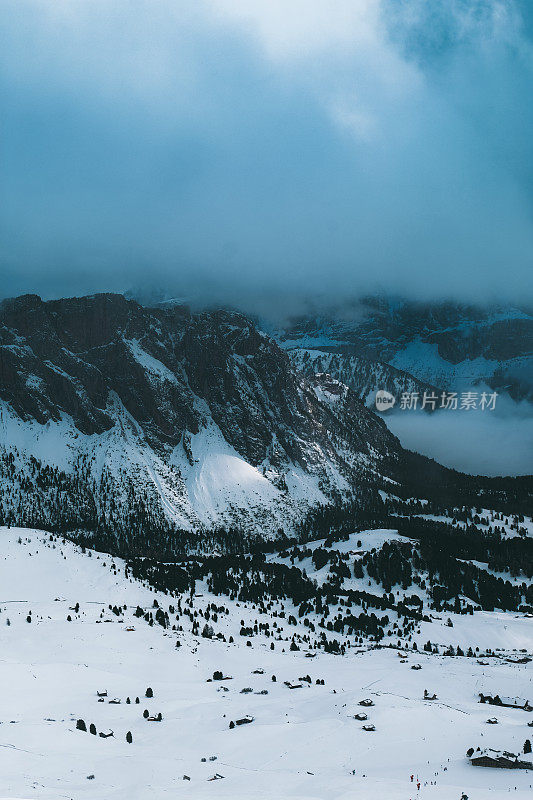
[1,526,532,799]
[0,393,337,541]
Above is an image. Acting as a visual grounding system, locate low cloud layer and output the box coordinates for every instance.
[1,1,533,308]
[385,397,533,476]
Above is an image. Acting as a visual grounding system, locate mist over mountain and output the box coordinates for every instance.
[2,1,533,308]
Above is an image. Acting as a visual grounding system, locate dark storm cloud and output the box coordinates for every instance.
[1,1,532,309]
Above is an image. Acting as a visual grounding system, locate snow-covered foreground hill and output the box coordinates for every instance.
[1,527,532,800]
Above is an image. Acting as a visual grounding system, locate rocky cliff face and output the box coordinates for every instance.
[0,293,405,544]
[288,349,441,408]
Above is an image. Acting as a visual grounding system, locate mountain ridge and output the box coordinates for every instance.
[0,293,404,546]
[1,292,531,556]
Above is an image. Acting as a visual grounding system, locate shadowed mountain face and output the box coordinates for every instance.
[0,293,406,542]
[0,292,396,461]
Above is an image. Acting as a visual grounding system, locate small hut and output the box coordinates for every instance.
[479,694,531,711]
[469,748,532,769]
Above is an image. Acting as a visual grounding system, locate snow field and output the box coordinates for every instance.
[0,528,531,800]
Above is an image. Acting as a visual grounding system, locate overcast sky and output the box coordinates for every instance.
[1,1,533,309]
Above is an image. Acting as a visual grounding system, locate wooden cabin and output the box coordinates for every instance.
[478,694,531,711]
[469,748,532,769]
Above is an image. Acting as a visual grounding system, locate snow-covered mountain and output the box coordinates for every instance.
[288,349,441,408]
[273,296,533,403]
[0,293,410,547]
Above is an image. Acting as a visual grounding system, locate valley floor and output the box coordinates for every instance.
[0,527,532,800]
